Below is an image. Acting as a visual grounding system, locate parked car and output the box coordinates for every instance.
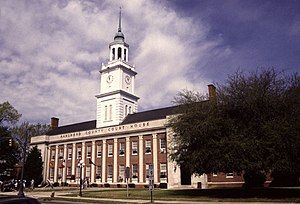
[1,180,15,192]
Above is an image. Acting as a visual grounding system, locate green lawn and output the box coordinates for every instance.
[63,188,300,202]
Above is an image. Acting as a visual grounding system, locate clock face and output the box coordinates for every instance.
[107,75,113,83]
[125,75,131,84]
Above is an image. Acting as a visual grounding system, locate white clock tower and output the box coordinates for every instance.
[96,10,139,128]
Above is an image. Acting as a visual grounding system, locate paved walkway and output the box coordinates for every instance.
[0,189,298,204]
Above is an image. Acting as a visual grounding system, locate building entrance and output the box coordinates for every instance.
[180,164,191,185]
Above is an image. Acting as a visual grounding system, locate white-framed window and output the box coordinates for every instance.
[67,167,71,176]
[146,164,150,179]
[160,163,167,182]
[109,104,112,120]
[105,105,108,121]
[119,143,125,156]
[68,147,72,160]
[49,168,54,178]
[118,165,125,182]
[145,140,151,154]
[87,146,92,158]
[212,173,218,177]
[132,141,138,155]
[77,147,82,159]
[124,49,126,61]
[108,165,113,179]
[76,167,80,178]
[58,168,63,178]
[86,166,91,178]
[51,149,55,161]
[108,144,113,157]
[97,144,102,157]
[226,172,234,178]
[96,166,102,180]
[59,148,63,158]
[125,105,128,116]
[160,138,166,153]
[132,164,138,179]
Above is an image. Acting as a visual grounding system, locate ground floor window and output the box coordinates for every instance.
[96,166,102,181]
[118,165,125,182]
[160,163,167,183]
[49,168,54,179]
[108,165,113,182]
[132,164,138,182]
[86,166,91,179]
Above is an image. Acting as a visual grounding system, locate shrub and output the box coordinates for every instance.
[53,182,60,187]
[128,183,135,188]
[104,183,110,187]
[158,183,167,189]
[90,183,98,187]
[61,182,68,186]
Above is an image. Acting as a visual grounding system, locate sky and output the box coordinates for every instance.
[0,0,299,126]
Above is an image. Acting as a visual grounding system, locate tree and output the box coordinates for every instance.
[24,146,43,187]
[0,101,21,126]
[169,69,300,187]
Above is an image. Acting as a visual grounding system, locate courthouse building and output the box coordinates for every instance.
[31,13,244,189]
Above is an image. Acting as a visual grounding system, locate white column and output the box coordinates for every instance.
[113,138,118,183]
[71,143,76,176]
[153,134,158,183]
[54,145,59,182]
[126,137,130,167]
[138,135,144,183]
[62,144,67,182]
[102,139,106,183]
[81,142,85,178]
[45,146,50,181]
[91,141,96,183]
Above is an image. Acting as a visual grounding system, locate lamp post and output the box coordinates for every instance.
[77,160,85,197]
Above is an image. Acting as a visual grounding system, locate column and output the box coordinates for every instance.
[91,140,96,183]
[138,135,144,183]
[113,138,118,183]
[81,142,85,178]
[62,144,67,182]
[153,134,158,183]
[54,145,59,182]
[71,143,76,177]
[126,137,130,167]
[102,139,106,183]
[45,146,50,181]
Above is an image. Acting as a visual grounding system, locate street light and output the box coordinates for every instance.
[77,160,85,197]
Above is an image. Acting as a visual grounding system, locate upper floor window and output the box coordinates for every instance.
[87,146,92,158]
[145,140,151,154]
[77,147,82,159]
[118,47,122,59]
[97,145,102,157]
[51,149,55,161]
[68,147,72,160]
[226,172,234,178]
[108,144,113,157]
[125,105,128,116]
[119,143,125,156]
[105,105,108,121]
[132,141,138,155]
[160,139,166,153]
[59,148,63,158]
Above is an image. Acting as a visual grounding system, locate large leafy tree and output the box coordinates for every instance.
[24,146,43,186]
[169,69,300,187]
[0,102,21,180]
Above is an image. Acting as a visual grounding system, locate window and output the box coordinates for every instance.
[132,164,138,178]
[132,141,138,155]
[160,163,167,182]
[118,47,121,59]
[119,165,125,182]
[76,167,80,178]
[58,168,63,178]
[86,166,91,178]
[124,49,126,61]
[112,48,115,60]
[145,140,151,154]
[105,105,107,121]
[87,146,92,158]
[77,147,82,159]
[108,144,113,157]
[160,139,166,153]
[96,166,102,180]
[212,173,218,177]
[68,148,72,160]
[108,165,113,179]
[109,104,112,120]
[97,145,102,157]
[125,105,127,116]
[67,167,71,176]
[119,143,125,156]
[226,173,234,178]
[146,164,150,178]
[49,168,54,178]
[51,149,55,160]
[59,148,63,158]
[129,106,131,114]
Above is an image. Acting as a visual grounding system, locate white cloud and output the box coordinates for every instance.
[0,0,226,125]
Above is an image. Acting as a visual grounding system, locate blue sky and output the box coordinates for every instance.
[0,0,299,126]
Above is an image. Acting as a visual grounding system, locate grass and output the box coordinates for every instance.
[61,188,300,202]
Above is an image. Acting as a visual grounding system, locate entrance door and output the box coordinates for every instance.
[180,164,191,185]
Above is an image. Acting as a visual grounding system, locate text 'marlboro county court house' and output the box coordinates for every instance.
[31,12,244,189]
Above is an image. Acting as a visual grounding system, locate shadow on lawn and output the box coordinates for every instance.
[166,188,300,199]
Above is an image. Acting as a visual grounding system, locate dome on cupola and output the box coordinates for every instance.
[114,8,125,41]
